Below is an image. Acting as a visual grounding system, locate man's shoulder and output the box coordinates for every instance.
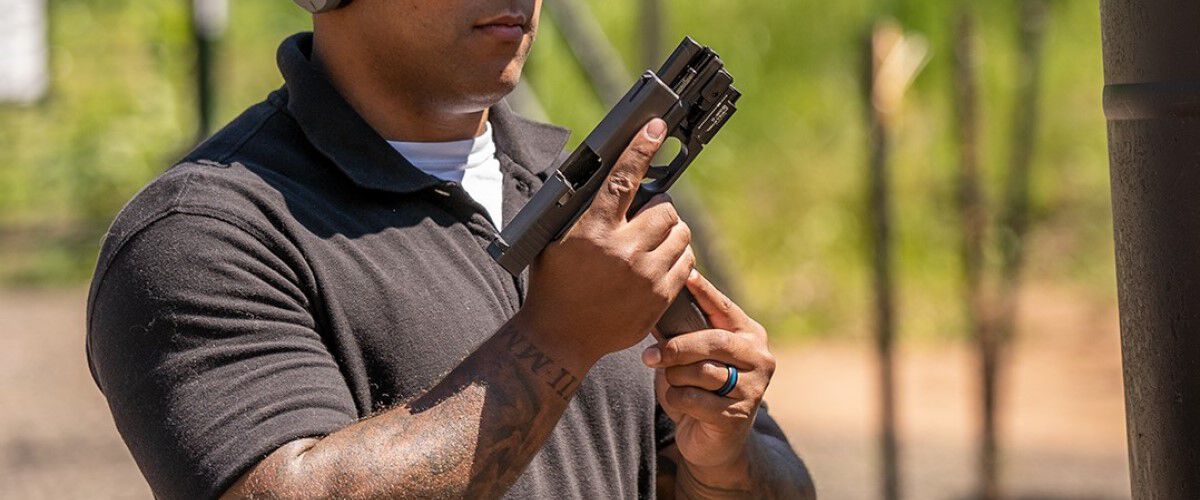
[183,89,324,177]
[97,92,332,274]
[99,162,269,255]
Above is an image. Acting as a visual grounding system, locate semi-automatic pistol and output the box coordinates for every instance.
[488,37,741,338]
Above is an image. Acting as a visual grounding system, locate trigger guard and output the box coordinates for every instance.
[642,143,691,193]
[646,166,672,179]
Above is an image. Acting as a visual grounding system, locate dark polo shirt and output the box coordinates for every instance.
[87,32,786,499]
[86,32,667,499]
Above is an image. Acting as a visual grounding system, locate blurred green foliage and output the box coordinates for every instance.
[0,0,1112,341]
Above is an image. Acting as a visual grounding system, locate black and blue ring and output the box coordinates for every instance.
[714,365,739,397]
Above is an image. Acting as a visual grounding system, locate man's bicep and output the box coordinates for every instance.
[88,212,357,500]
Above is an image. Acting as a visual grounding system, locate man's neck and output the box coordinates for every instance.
[312,31,488,143]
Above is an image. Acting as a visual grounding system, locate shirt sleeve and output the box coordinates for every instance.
[87,211,358,500]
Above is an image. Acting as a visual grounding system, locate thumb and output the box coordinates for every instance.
[586,119,667,223]
[685,270,749,331]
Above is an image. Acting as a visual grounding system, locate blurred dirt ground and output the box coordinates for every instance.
[0,286,1128,499]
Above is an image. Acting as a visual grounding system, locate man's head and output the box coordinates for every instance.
[312,0,541,114]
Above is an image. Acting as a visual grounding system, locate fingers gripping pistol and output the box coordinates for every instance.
[487,37,741,338]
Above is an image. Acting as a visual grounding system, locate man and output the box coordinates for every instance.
[86,0,815,498]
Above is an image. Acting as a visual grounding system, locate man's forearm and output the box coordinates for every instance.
[676,431,816,500]
[223,314,590,498]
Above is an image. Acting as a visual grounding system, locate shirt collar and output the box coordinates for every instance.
[275,32,570,194]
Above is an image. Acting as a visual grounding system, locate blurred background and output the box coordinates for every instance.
[0,0,1125,498]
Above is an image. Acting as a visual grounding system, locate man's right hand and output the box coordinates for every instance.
[518,118,695,369]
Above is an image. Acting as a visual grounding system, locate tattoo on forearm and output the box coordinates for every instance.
[496,325,580,401]
[548,368,578,399]
[225,319,585,499]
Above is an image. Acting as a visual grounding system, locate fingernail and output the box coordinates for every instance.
[645,119,667,141]
[689,269,700,281]
[642,346,662,366]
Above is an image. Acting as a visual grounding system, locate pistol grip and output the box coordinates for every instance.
[656,288,710,338]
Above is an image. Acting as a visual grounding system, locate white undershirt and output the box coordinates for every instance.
[387,122,505,230]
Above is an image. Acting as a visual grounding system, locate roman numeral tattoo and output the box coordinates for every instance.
[496,326,580,401]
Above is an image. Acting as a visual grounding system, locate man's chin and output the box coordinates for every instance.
[444,78,520,114]
[484,79,520,108]
[497,72,522,96]
[471,66,524,104]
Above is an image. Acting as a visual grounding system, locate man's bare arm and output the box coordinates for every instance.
[223,315,588,498]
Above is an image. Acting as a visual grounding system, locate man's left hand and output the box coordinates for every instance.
[642,269,776,486]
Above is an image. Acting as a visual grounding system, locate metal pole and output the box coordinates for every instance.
[190,0,227,142]
[542,0,629,105]
[973,2,1049,497]
[638,0,663,72]
[862,21,926,500]
[865,25,899,500]
[1101,0,1200,497]
[867,104,900,500]
[951,10,999,499]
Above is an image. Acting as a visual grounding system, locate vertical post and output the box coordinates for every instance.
[1101,0,1200,498]
[863,22,927,500]
[976,1,1049,497]
[994,0,1049,361]
[865,25,900,500]
[867,108,900,500]
[542,0,630,105]
[638,0,663,71]
[951,10,997,499]
[190,0,227,142]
